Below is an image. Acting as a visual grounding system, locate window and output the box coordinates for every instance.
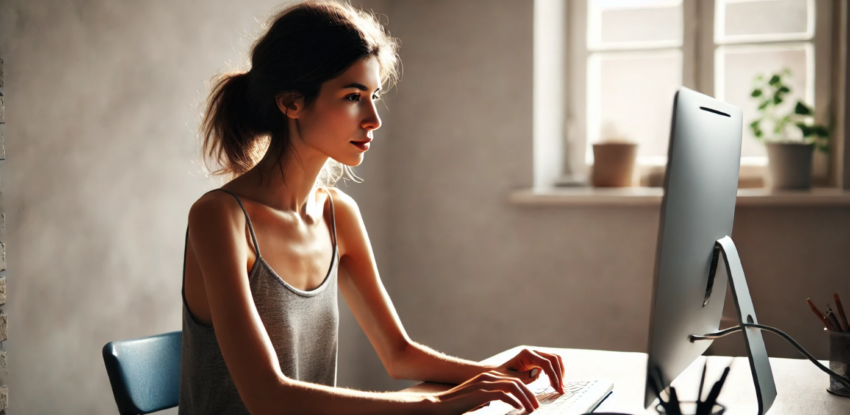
[566,0,834,182]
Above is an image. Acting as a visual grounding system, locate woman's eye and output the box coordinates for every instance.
[346,94,381,102]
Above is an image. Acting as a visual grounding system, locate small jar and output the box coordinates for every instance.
[827,329,850,397]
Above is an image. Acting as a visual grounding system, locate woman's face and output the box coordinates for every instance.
[286,55,383,167]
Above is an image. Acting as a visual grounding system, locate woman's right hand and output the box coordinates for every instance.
[426,370,541,414]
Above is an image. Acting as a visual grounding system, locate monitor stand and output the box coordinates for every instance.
[711,236,777,415]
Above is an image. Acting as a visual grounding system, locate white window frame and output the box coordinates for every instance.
[564,0,835,183]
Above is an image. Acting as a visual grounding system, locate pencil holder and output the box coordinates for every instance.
[655,401,725,415]
[827,329,850,398]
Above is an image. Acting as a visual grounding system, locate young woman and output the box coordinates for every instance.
[180,2,566,414]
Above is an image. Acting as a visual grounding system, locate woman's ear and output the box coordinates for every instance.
[275,92,305,119]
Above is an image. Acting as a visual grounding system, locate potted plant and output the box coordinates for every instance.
[749,68,829,190]
[591,122,638,187]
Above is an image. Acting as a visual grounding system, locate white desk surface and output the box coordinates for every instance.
[402,346,850,414]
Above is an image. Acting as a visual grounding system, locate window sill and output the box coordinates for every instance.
[509,187,850,207]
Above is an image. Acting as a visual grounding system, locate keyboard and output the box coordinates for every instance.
[467,378,614,415]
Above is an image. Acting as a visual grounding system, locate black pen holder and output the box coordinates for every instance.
[655,401,725,415]
[827,329,850,398]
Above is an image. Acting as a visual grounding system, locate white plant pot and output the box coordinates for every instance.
[765,142,814,190]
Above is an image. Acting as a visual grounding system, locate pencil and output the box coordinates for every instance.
[827,308,843,333]
[807,298,835,330]
[835,293,850,332]
[696,362,707,403]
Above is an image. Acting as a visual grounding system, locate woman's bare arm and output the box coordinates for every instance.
[187,192,435,415]
[330,187,566,398]
[329,188,497,384]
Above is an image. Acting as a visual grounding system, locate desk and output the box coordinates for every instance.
[402,346,850,414]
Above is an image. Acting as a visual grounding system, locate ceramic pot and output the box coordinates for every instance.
[765,142,814,190]
[592,142,637,187]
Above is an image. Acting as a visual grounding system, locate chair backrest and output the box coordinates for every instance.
[102,331,182,415]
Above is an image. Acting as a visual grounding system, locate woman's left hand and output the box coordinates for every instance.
[491,348,567,394]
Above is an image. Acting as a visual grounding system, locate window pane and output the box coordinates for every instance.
[587,51,682,163]
[717,0,811,42]
[588,0,682,49]
[716,45,810,159]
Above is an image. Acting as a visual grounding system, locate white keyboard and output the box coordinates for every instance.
[468,378,614,415]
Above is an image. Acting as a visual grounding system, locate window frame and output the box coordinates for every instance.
[564,0,836,185]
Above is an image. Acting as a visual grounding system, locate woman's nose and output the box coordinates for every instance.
[363,103,381,131]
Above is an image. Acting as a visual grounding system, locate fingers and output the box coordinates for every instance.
[479,381,536,412]
[528,368,541,383]
[448,371,540,413]
[523,349,564,394]
[555,354,566,378]
[482,371,539,408]
[504,366,539,385]
[476,389,524,412]
[537,351,566,383]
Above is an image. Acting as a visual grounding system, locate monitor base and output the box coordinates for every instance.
[713,236,777,415]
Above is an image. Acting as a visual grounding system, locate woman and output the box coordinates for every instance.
[180,2,566,414]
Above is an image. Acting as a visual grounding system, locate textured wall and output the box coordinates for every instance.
[0,0,400,412]
[0,55,9,413]
[351,0,850,393]
[0,0,848,413]
[0,0,392,413]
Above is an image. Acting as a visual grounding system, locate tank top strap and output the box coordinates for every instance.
[207,188,262,258]
[324,187,338,247]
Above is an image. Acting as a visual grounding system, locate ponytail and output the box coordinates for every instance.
[201,71,277,178]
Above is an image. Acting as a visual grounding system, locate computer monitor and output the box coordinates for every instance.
[643,87,776,414]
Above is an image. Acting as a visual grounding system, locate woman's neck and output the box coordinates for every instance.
[233,143,329,217]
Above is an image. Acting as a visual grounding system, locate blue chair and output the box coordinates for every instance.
[102,331,182,414]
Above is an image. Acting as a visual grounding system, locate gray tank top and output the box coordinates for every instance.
[179,188,339,415]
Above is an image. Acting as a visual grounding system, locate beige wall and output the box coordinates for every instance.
[0,0,848,413]
[0,0,368,413]
[341,0,850,393]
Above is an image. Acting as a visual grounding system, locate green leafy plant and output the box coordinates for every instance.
[748,68,829,153]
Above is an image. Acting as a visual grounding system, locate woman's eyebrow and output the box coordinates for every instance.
[342,82,381,93]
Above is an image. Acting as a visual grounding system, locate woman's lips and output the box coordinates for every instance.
[351,140,371,151]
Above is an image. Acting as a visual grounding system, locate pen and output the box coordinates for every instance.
[695,363,708,415]
[668,386,682,415]
[807,298,835,330]
[835,293,850,332]
[700,365,730,415]
[648,375,671,414]
[650,368,675,415]
[713,366,731,399]
[826,308,842,333]
[696,362,707,404]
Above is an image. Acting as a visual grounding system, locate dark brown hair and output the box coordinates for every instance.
[200,1,400,181]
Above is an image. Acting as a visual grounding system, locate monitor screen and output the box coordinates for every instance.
[644,87,743,409]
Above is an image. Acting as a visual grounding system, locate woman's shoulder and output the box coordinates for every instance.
[325,186,354,205]
[324,187,360,220]
[188,189,247,230]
